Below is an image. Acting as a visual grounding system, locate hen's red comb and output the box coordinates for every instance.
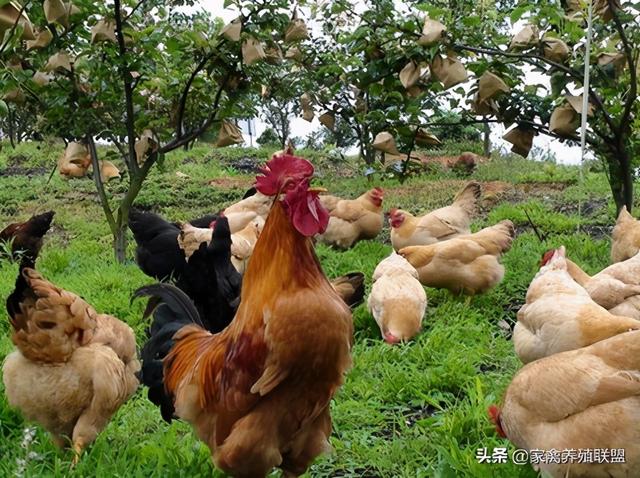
[540,249,556,267]
[389,208,399,216]
[255,153,314,196]
[488,405,506,438]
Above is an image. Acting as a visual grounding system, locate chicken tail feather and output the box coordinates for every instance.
[453,181,481,216]
[6,267,97,362]
[331,272,365,308]
[133,283,204,422]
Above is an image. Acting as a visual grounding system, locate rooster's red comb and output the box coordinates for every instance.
[255,153,314,196]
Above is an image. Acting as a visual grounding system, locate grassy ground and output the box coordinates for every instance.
[0,141,625,477]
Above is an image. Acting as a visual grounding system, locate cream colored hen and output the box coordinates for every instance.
[178,217,265,274]
[316,188,384,249]
[390,181,481,250]
[398,220,515,295]
[545,249,640,319]
[493,330,640,478]
[514,247,640,364]
[2,268,139,463]
[611,206,640,263]
[223,190,273,221]
[367,252,427,344]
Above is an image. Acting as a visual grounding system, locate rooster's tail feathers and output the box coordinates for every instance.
[331,272,365,308]
[133,283,203,422]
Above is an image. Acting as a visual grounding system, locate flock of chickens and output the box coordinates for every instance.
[494,206,640,477]
[1,149,640,477]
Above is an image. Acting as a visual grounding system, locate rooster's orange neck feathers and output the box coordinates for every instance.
[242,201,325,295]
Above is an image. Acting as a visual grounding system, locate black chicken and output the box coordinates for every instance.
[134,216,241,422]
[128,209,219,281]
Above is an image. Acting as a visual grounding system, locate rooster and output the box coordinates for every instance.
[135,153,353,477]
[3,258,139,463]
[0,211,55,261]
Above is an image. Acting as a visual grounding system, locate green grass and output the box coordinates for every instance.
[0,140,619,477]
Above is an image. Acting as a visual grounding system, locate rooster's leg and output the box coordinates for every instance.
[71,443,82,467]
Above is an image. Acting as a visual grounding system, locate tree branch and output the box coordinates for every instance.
[0,0,31,55]
[124,0,145,20]
[176,51,218,139]
[609,1,637,139]
[160,75,229,153]
[455,43,618,136]
[107,131,129,162]
[420,118,501,128]
[113,0,138,175]
[518,119,600,148]
[400,126,420,181]
[86,134,117,234]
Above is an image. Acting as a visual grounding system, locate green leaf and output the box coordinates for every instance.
[509,5,530,24]
[165,37,181,54]
[0,100,7,117]
[462,16,481,27]
[550,72,568,97]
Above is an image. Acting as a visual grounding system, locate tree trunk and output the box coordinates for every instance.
[8,109,15,148]
[483,122,491,157]
[110,165,152,263]
[607,153,634,214]
[278,109,288,150]
[620,155,634,213]
[113,223,127,263]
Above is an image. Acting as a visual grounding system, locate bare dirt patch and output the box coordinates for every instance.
[206,176,253,190]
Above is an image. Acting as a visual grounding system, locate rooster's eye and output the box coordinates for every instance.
[282,178,295,191]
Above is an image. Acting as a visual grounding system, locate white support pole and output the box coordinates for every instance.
[578,0,594,231]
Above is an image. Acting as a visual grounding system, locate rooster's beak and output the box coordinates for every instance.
[308,187,328,193]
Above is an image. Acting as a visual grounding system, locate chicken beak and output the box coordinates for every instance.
[308,187,328,193]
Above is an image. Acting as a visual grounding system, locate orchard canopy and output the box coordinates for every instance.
[0,0,637,259]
